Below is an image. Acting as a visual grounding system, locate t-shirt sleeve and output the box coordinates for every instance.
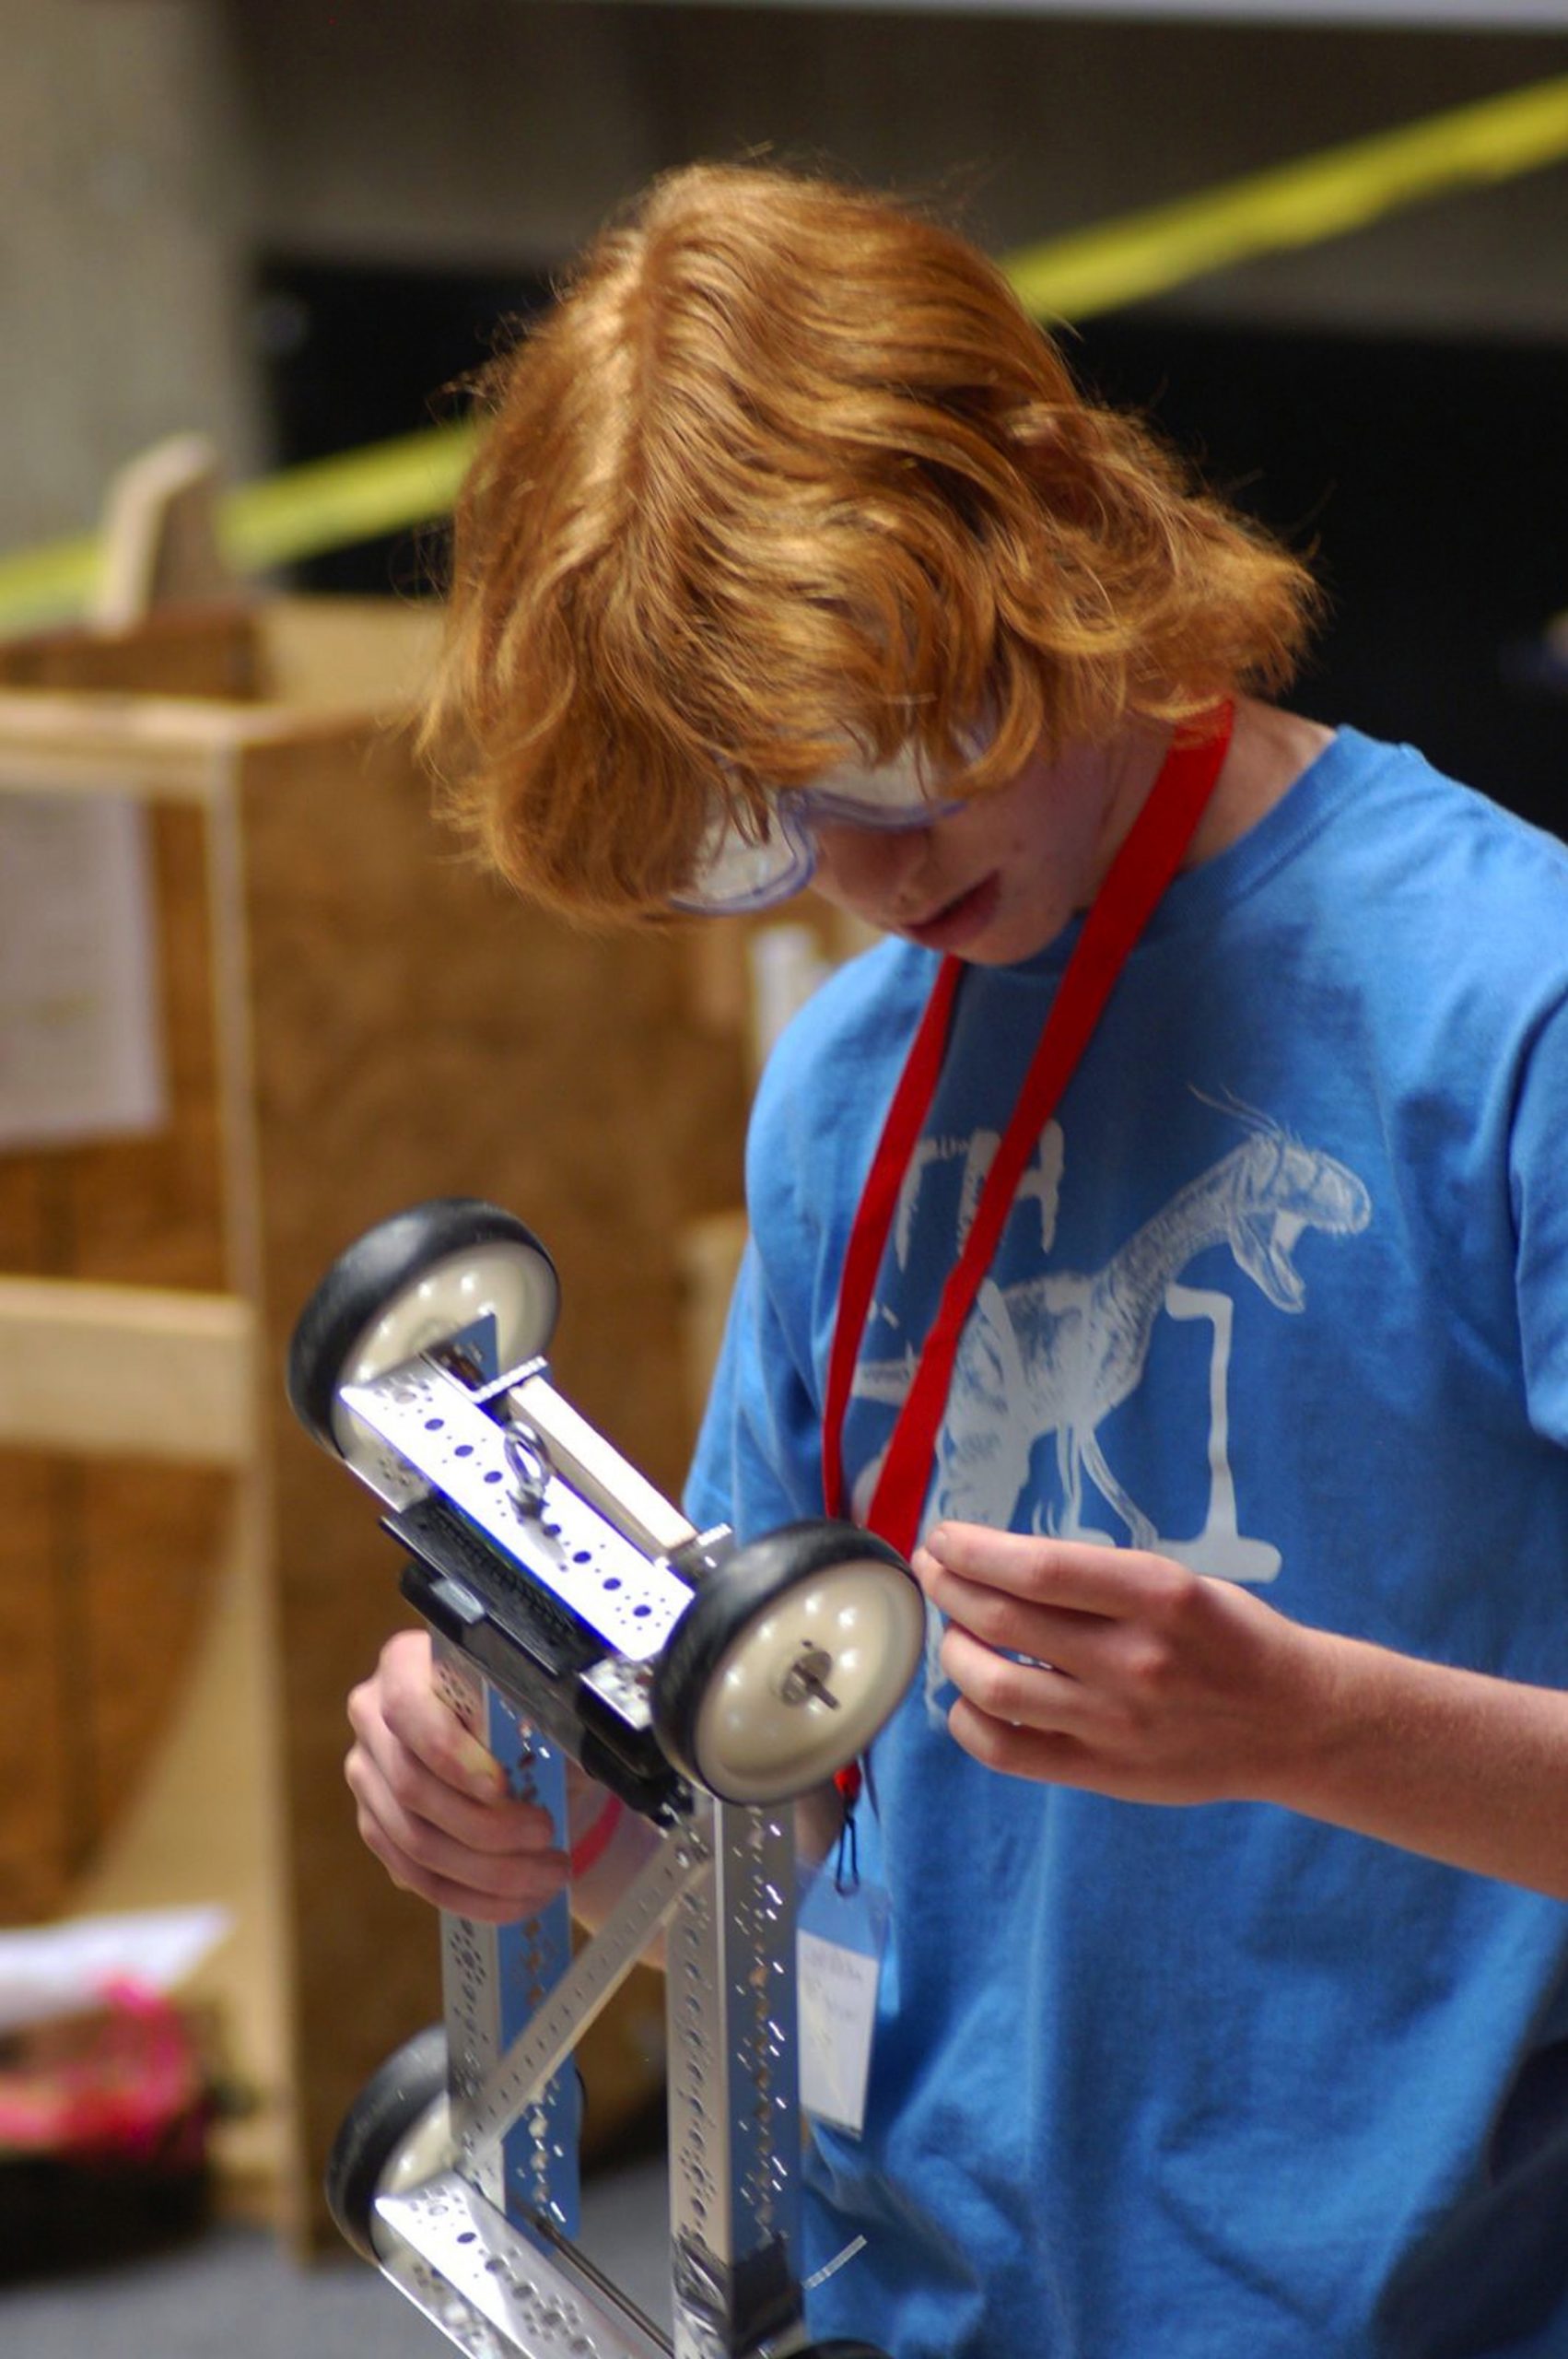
[1511,991,1568,1451]
[683,1229,825,1541]
[682,936,906,1543]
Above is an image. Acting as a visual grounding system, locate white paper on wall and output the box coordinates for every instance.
[0,789,168,1153]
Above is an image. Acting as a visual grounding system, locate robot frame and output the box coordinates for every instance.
[287,1198,926,2359]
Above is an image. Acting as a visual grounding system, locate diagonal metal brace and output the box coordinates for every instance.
[456,1812,715,2169]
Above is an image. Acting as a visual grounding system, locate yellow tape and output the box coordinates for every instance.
[2,70,1566,634]
[0,422,479,637]
[221,418,475,572]
[0,531,102,627]
[1000,71,1568,321]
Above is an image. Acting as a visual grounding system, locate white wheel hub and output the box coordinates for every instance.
[371,2091,453,2255]
[331,1242,556,1471]
[692,1559,923,1802]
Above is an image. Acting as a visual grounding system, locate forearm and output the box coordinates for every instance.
[917,1525,1568,1896]
[1268,1625,1568,1899]
[572,1786,838,1960]
[567,1787,664,1940]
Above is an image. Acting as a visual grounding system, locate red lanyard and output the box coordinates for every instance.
[821,708,1235,1559]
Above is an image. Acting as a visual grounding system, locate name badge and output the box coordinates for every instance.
[796,1869,889,2140]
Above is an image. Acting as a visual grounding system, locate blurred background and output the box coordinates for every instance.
[1,0,1565,2347]
[9,2,1568,788]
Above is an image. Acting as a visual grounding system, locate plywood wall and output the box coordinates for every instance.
[233,709,751,2237]
[0,603,755,2246]
[0,782,233,1924]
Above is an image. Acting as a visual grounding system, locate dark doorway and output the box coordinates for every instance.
[251,255,553,599]
[1073,316,1568,839]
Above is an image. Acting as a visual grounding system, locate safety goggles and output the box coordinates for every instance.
[673,744,965,916]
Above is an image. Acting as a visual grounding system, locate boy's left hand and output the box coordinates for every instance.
[913,1520,1332,1808]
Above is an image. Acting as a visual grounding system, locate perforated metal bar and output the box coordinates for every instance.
[664,1803,804,2359]
[433,1640,577,2236]
[343,1361,693,1660]
[377,2172,672,2359]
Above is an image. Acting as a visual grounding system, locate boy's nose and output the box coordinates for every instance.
[813,819,932,904]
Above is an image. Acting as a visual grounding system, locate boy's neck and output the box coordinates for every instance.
[1080,698,1332,913]
[1183,698,1335,871]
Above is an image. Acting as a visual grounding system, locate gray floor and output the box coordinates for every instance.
[0,2152,671,2357]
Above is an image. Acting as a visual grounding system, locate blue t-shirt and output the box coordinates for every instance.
[685,727,1568,2359]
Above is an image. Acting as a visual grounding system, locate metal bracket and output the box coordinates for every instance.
[343,1359,693,1661]
[377,2172,672,2359]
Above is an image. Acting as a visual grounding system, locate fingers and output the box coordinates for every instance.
[917,1558,1094,1679]
[915,1526,1207,1691]
[945,1696,1100,1790]
[936,1621,1081,1731]
[912,1521,1306,1810]
[345,1629,570,1924]
[919,1521,1193,1620]
[370,1627,506,1800]
[915,1543,1111,1688]
[345,1742,569,1923]
[937,1625,1178,1807]
[919,1535,1209,1741]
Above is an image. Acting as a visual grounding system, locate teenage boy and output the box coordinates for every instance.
[345,162,1568,2358]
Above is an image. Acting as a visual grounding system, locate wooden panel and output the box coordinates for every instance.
[73,1459,239,1859]
[0,1450,73,1922]
[239,720,751,2248]
[0,600,749,2235]
[0,604,263,700]
[0,688,319,801]
[0,742,233,1920]
[67,802,228,1285]
[0,1278,252,1461]
[0,1442,229,1919]
[252,595,440,715]
[679,1208,751,1434]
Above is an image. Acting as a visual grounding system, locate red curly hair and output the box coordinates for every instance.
[423,160,1319,924]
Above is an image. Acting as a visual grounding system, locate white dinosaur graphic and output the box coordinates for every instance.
[851,1100,1371,1708]
[893,1128,1066,1271]
[869,1129,1066,1349]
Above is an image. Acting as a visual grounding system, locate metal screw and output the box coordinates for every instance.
[778,1645,839,1710]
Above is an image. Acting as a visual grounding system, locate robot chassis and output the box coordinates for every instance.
[288,1200,926,2359]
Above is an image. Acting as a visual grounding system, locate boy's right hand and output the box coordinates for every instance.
[345,1628,577,1924]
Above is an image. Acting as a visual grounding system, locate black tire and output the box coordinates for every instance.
[324,2024,449,2263]
[287,1198,559,1455]
[651,1520,923,1805]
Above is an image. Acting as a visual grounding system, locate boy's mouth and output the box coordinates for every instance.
[900,873,1001,953]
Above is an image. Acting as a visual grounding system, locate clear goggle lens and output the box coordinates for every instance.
[674,745,965,915]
